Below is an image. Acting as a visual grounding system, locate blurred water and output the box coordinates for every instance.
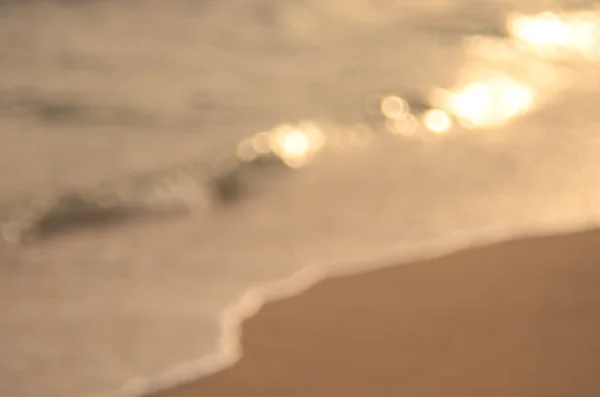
[2,1,600,396]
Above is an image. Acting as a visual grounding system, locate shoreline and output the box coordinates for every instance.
[145,228,600,397]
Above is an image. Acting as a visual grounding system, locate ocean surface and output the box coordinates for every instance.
[2,0,600,396]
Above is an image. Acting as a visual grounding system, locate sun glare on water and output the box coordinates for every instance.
[270,126,313,168]
[423,8,600,130]
[423,109,452,134]
[239,8,600,171]
[433,75,536,128]
[508,10,600,60]
[237,122,326,168]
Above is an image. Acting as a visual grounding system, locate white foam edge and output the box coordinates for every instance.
[93,213,600,397]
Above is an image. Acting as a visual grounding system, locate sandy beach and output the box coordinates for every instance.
[3,2,600,397]
[150,229,600,397]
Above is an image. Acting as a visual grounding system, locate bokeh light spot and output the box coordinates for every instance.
[423,109,452,134]
[380,95,408,119]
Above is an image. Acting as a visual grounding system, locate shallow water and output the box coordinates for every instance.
[2,0,600,396]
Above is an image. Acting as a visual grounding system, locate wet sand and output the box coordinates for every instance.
[150,229,600,397]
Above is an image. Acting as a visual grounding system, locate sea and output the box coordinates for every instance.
[1,0,600,396]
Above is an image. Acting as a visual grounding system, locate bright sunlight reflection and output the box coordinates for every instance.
[435,74,536,128]
[423,9,600,130]
[270,123,325,168]
[423,109,452,134]
[237,122,325,168]
[508,10,600,60]
[243,8,600,165]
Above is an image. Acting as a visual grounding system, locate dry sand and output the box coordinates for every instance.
[150,229,600,397]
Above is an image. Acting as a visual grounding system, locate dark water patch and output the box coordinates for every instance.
[0,89,155,126]
[23,193,190,242]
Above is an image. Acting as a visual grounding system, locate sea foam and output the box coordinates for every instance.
[2,0,600,396]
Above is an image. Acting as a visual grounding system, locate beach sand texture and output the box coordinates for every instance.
[152,229,600,397]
